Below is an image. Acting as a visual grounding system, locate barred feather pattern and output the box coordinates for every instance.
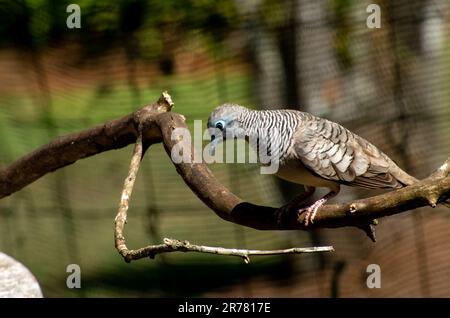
[228,106,418,189]
[237,109,305,164]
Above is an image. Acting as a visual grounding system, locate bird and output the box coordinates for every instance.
[207,104,420,226]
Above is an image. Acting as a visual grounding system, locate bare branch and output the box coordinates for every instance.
[114,125,144,259]
[0,91,174,199]
[119,238,334,264]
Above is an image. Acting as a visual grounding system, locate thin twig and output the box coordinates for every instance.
[121,237,334,264]
[114,126,144,259]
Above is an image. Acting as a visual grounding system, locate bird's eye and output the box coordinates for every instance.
[215,120,225,131]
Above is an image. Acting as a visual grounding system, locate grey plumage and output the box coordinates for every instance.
[208,104,419,224]
[208,104,417,188]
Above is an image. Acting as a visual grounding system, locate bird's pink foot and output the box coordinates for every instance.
[299,198,327,226]
[298,190,339,226]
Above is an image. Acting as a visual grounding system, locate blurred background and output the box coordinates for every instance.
[0,0,450,297]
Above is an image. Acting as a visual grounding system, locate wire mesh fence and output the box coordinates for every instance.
[0,0,449,297]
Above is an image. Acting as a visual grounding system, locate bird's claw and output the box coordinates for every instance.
[298,198,326,226]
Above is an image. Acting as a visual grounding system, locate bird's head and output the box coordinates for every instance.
[207,104,248,155]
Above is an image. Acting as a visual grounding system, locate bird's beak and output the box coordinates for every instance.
[209,134,218,156]
[209,127,225,156]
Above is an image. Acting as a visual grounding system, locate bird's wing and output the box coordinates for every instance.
[292,116,405,189]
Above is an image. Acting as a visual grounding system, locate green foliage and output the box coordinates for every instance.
[0,0,240,55]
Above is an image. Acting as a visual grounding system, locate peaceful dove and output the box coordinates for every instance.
[208,104,420,225]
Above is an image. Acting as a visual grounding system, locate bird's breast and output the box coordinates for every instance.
[275,159,340,191]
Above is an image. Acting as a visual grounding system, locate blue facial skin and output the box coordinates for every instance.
[208,119,227,156]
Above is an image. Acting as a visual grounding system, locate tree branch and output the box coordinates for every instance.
[2,92,450,244]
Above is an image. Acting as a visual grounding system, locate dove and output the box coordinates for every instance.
[207,104,419,226]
